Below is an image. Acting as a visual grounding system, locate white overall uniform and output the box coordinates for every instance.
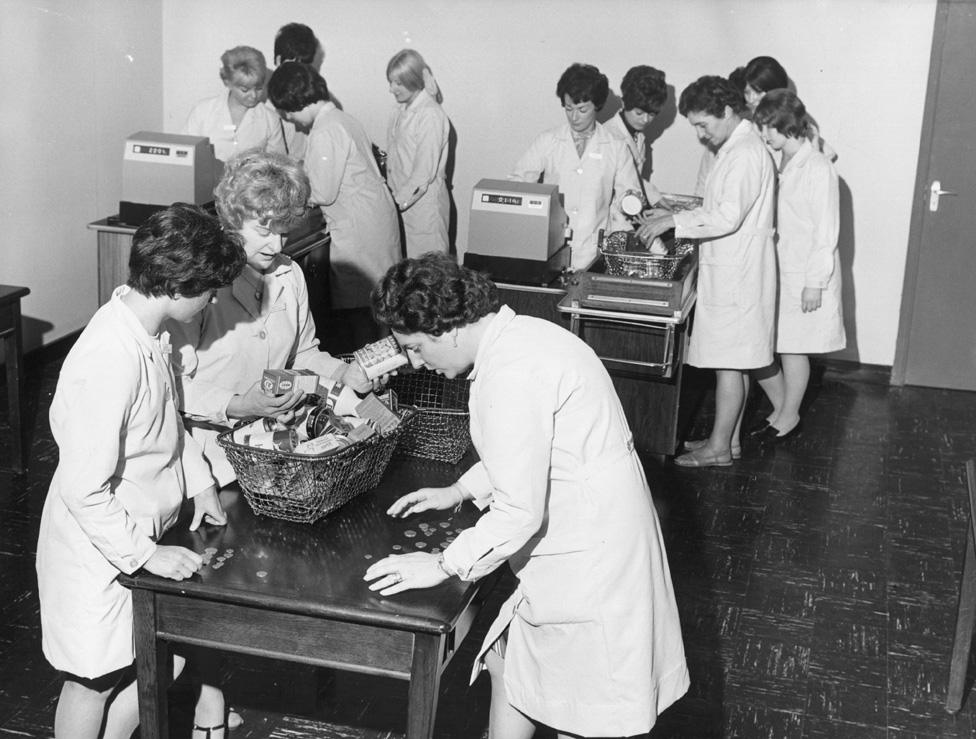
[36,288,213,678]
[167,257,347,486]
[183,95,285,162]
[673,119,777,369]
[509,122,639,270]
[306,102,401,309]
[442,306,689,737]
[775,139,846,353]
[387,91,451,256]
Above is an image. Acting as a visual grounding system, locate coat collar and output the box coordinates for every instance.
[781,138,815,174]
[553,121,614,147]
[468,304,516,381]
[230,256,293,317]
[108,285,170,359]
[716,118,755,159]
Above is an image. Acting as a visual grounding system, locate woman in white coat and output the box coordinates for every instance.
[269,61,401,349]
[168,151,376,489]
[364,254,688,738]
[750,90,845,440]
[510,63,640,271]
[36,205,244,739]
[183,46,285,163]
[386,49,451,256]
[640,76,777,467]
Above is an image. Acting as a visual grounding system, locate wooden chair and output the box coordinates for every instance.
[947,459,976,712]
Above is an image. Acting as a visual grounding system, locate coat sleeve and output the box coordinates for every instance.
[609,140,641,232]
[263,106,287,156]
[442,363,555,581]
[392,105,447,210]
[182,99,208,137]
[308,124,350,206]
[508,132,548,183]
[694,149,714,198]
[803,160,840,288]
[168,310,237,425]
[51,351,157,574]
[673,146,763,240]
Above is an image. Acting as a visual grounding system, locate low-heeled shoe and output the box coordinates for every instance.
[746,419,771,437]
[758,422,802,443]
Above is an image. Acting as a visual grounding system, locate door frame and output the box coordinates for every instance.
[891,0,950,386]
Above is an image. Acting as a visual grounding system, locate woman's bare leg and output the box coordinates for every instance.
[484,649,535,739]
[54,680,113,739]
[770,353,808,433]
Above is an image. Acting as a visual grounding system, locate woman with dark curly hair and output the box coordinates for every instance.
[364,253,688,738]
[509,62,640,270]
[167,150,376,490]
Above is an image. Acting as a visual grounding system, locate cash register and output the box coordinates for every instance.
[118,132,220,226]
[463,179,571,285]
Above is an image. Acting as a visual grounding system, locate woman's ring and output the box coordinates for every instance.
[391,571,403,584]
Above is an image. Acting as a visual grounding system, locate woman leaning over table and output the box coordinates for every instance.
[364,254,688,738]
[167,149,376,490]
[386,49,451,256]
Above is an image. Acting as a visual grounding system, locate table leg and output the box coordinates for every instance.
[132,588,169,738]
[406,632,445,739]
[2,318,24,472]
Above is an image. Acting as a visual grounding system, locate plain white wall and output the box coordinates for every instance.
[161,0,934,366]
[0,0,163,350]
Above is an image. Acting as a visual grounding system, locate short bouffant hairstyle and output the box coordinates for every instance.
[128,204,244,298]
[219,46,267,85]
[267,61,330,112]
[620,65,667,115]
[274,23,319,64]
[215,149,311,232]
[678,75,745,118]
[556,63,609,109]
[372,253,500,336]
[752,89,810,139]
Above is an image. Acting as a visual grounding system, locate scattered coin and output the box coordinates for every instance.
[256,571,268,578]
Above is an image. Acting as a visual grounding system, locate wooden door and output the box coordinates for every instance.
[894,1,976,390]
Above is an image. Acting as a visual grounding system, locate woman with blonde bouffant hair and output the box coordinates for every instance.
[385,49,452,256]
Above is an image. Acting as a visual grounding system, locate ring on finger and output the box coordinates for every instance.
[390,571,403,584]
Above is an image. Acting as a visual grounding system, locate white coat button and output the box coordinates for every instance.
[129,559,139,569]
[259,331,267,339]
[576,168,583,175]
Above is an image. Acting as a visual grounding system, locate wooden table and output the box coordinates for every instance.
[119,455,497,738]
[0,284,30,472]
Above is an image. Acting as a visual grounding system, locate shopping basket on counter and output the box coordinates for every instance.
[386,368,472,464]
[217,407,416,524]
[599,230,697,280]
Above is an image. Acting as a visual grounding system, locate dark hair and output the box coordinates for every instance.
[728,66,747,94]
[128,204,244,298]
[274,23,318,64]
[215,150,311,232]
[620,65,667,115]
[752,89,810,139]
[556,63,609,109]
[372,253,500,336]
[267,61,330,112]
[744,56,789,94]
[678,75,745,118]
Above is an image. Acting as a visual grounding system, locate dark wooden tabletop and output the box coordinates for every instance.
[119,454,490,635]
[0,285,30,305]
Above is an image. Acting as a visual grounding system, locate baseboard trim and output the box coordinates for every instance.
[818,357,892,385]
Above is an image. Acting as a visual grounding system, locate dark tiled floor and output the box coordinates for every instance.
[3,354,976,737]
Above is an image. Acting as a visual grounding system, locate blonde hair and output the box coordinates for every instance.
[219,46,268,85]
[386,49,440,101]
[215,150,310,232]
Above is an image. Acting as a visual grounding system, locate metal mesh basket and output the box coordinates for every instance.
[658,192,703,212]
[217,407,416,524]
[600,231,695,279]
[386,369,472,464]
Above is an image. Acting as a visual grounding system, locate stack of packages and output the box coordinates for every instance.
[232,368,403,457]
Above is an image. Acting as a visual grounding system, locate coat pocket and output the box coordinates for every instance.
[517,549,596,625]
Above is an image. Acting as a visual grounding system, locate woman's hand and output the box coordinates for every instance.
[364,552,449,596]
[636,214,675,245]
[189,486,227,531]
[340,361,384,394]
[801,287,823,313]
[144,546,203,581]
[226,381,305,420]
[387,485,465,518]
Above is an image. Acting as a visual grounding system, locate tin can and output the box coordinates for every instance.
[241,429,298,452]
[305,404,354,440]
[231,417,285,444]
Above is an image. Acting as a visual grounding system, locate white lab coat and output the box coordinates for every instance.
[775,139,846,353]
[36,288,213,678]
[442,306,689,736]
[673,119,777,369]
[306,102,401,308]
[510,122,640,270]
[387,91,451,256]
[183,95,285,162]
[603,112,662,205]
[265,100,307,163]
[167,257,347,486]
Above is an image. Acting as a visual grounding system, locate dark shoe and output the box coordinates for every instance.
[746,419,771,436]
[758,421,802,443]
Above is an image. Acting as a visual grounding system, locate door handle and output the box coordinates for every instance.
[930,179,958,212]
